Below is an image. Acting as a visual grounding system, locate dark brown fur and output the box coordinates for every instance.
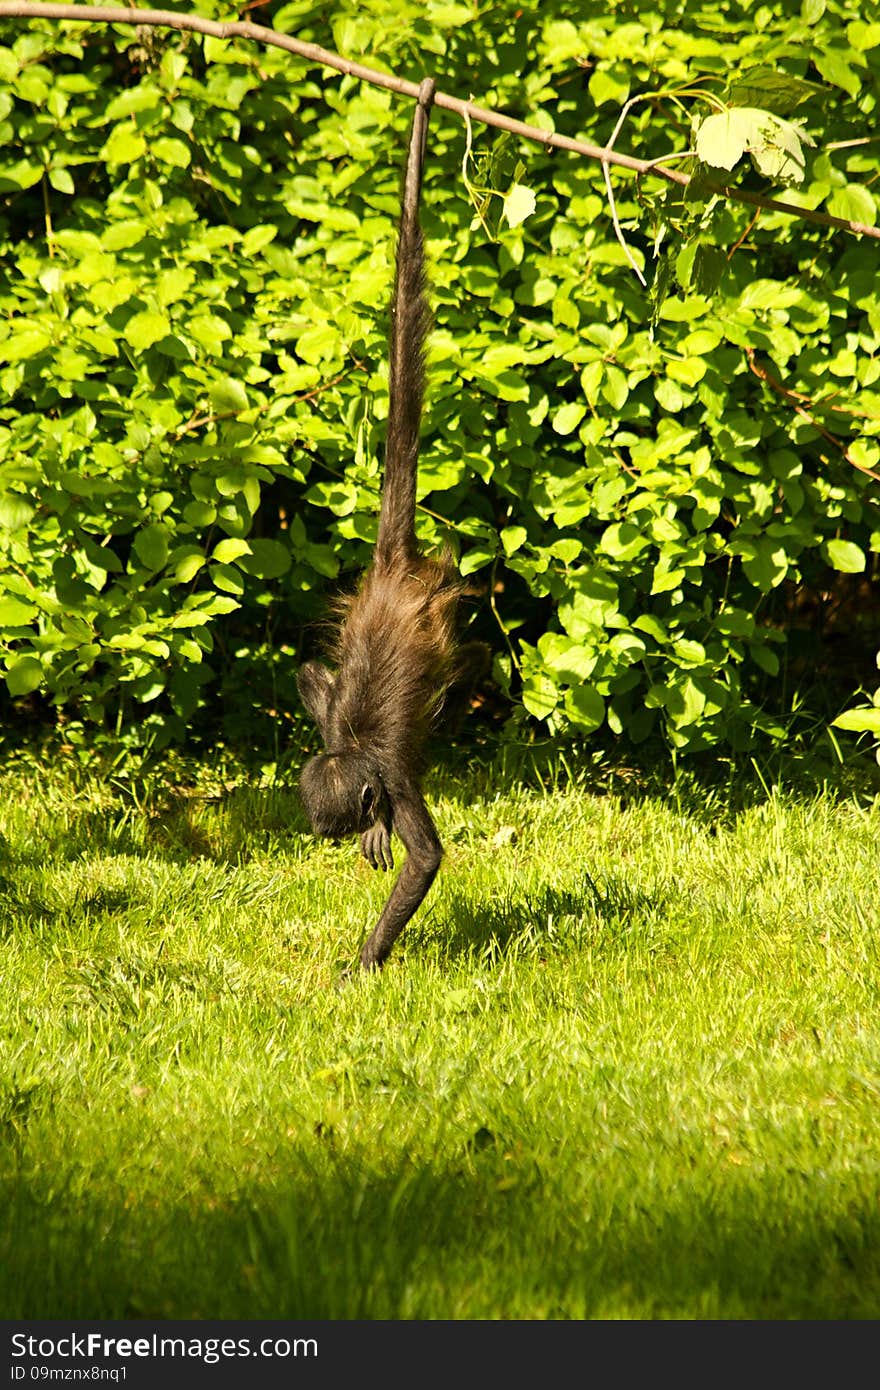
[297,78,488,971]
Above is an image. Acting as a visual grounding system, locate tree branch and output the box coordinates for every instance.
[0,2,878,242]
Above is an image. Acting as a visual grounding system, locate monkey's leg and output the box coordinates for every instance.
[440,640,491,733]
[359,791,442,970]
[296,661,335,732]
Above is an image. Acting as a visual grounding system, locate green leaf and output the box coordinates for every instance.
[588,65,631,108]
[0,159,43,192]
[602,366,629,412]
[213,538,252,564]
[824,539,865,573]
[0,328,52,363]
[105,87,161,121]
[102,220,148,251]
[173,552,205,584]
[741,539,789,591]
[813,48,860,98]
[552,403,586,435]
[460,542,497,576]
[695,108,812,183]
[237,539,291,579]
[124,311,171,351]
[727,66,822,114]
[677,240,728,296]
[184,501,216,528]
[695,109,754,171]
[539,634,596,681]
[655,379,690,414]
[5,655,43,697]
[500,526,527,557]
[521,672,558,721]
[651,559,685,595]
[296,324,340,363]
[749,118,813,183]
[750,643,780,676]
[210,563,245,595]
[48,167,75,195]
[541,19,584,65]
[102,125,148,164]
[210,379,249,413]
[825,185,876,228]
[198,594,240,617]
[847,22,880,52]
[633,614,668,643]
[564,684,605,732]
[241,224,278,255]
[599,523,650,562]
[0,494,36,529]
[82,539,122,574]
[151,137,191,168]
[728,533,784,589]
[560,572,619,634]
[674,639,707,666]
[133,524,170,571]
[502,184,536,229]
[665,675,706,728]
[0,596,37,625]
[832,709,880,734]
[157,268,194,308]
[189,315,233,353]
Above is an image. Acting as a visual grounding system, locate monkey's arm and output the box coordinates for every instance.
[359,789,442,970]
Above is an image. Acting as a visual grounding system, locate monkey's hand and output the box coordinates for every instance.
[361,821,393,872]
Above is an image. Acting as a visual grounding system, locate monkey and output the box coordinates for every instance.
[296,77,489,973]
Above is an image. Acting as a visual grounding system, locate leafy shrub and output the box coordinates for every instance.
[1,0,878,756]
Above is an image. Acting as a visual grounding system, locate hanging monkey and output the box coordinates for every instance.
[297,78,489,971]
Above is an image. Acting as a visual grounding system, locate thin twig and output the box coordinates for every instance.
[40,171,55,255]
[600,90,707,279]
[601,158,646,286]
[292,359,367,404]
[825,136,878,152]
[746,349,880,483]
[727,208,761,259]
[0,2,877,242]
[637,148,698,175]
[489,556,521,674]
[171,409,239,441]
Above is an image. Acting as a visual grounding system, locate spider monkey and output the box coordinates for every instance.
[297,78,489,972]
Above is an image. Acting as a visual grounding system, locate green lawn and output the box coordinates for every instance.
[1,745,879,1319]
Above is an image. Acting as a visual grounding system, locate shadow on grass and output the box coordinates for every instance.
[1,1146,878,1319]
[5,726,880,873]
[1,783,312,870]
[414,873,672,963]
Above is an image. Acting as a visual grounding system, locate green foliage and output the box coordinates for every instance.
[0,0,879,756]
[832,647,880,754]
[694,107,815,183]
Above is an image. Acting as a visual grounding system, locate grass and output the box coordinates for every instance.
[1,739,879,1319]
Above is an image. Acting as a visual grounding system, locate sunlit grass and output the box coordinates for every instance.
[1,746,879,1318]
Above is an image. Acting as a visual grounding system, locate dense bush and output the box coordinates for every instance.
[0,0,878,755]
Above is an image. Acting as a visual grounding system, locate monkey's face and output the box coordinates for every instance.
[299,750,388,840]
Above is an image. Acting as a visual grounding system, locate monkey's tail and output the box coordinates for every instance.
[375,77,436,570]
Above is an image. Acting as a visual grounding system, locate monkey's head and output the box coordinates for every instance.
[299,749,388,840]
